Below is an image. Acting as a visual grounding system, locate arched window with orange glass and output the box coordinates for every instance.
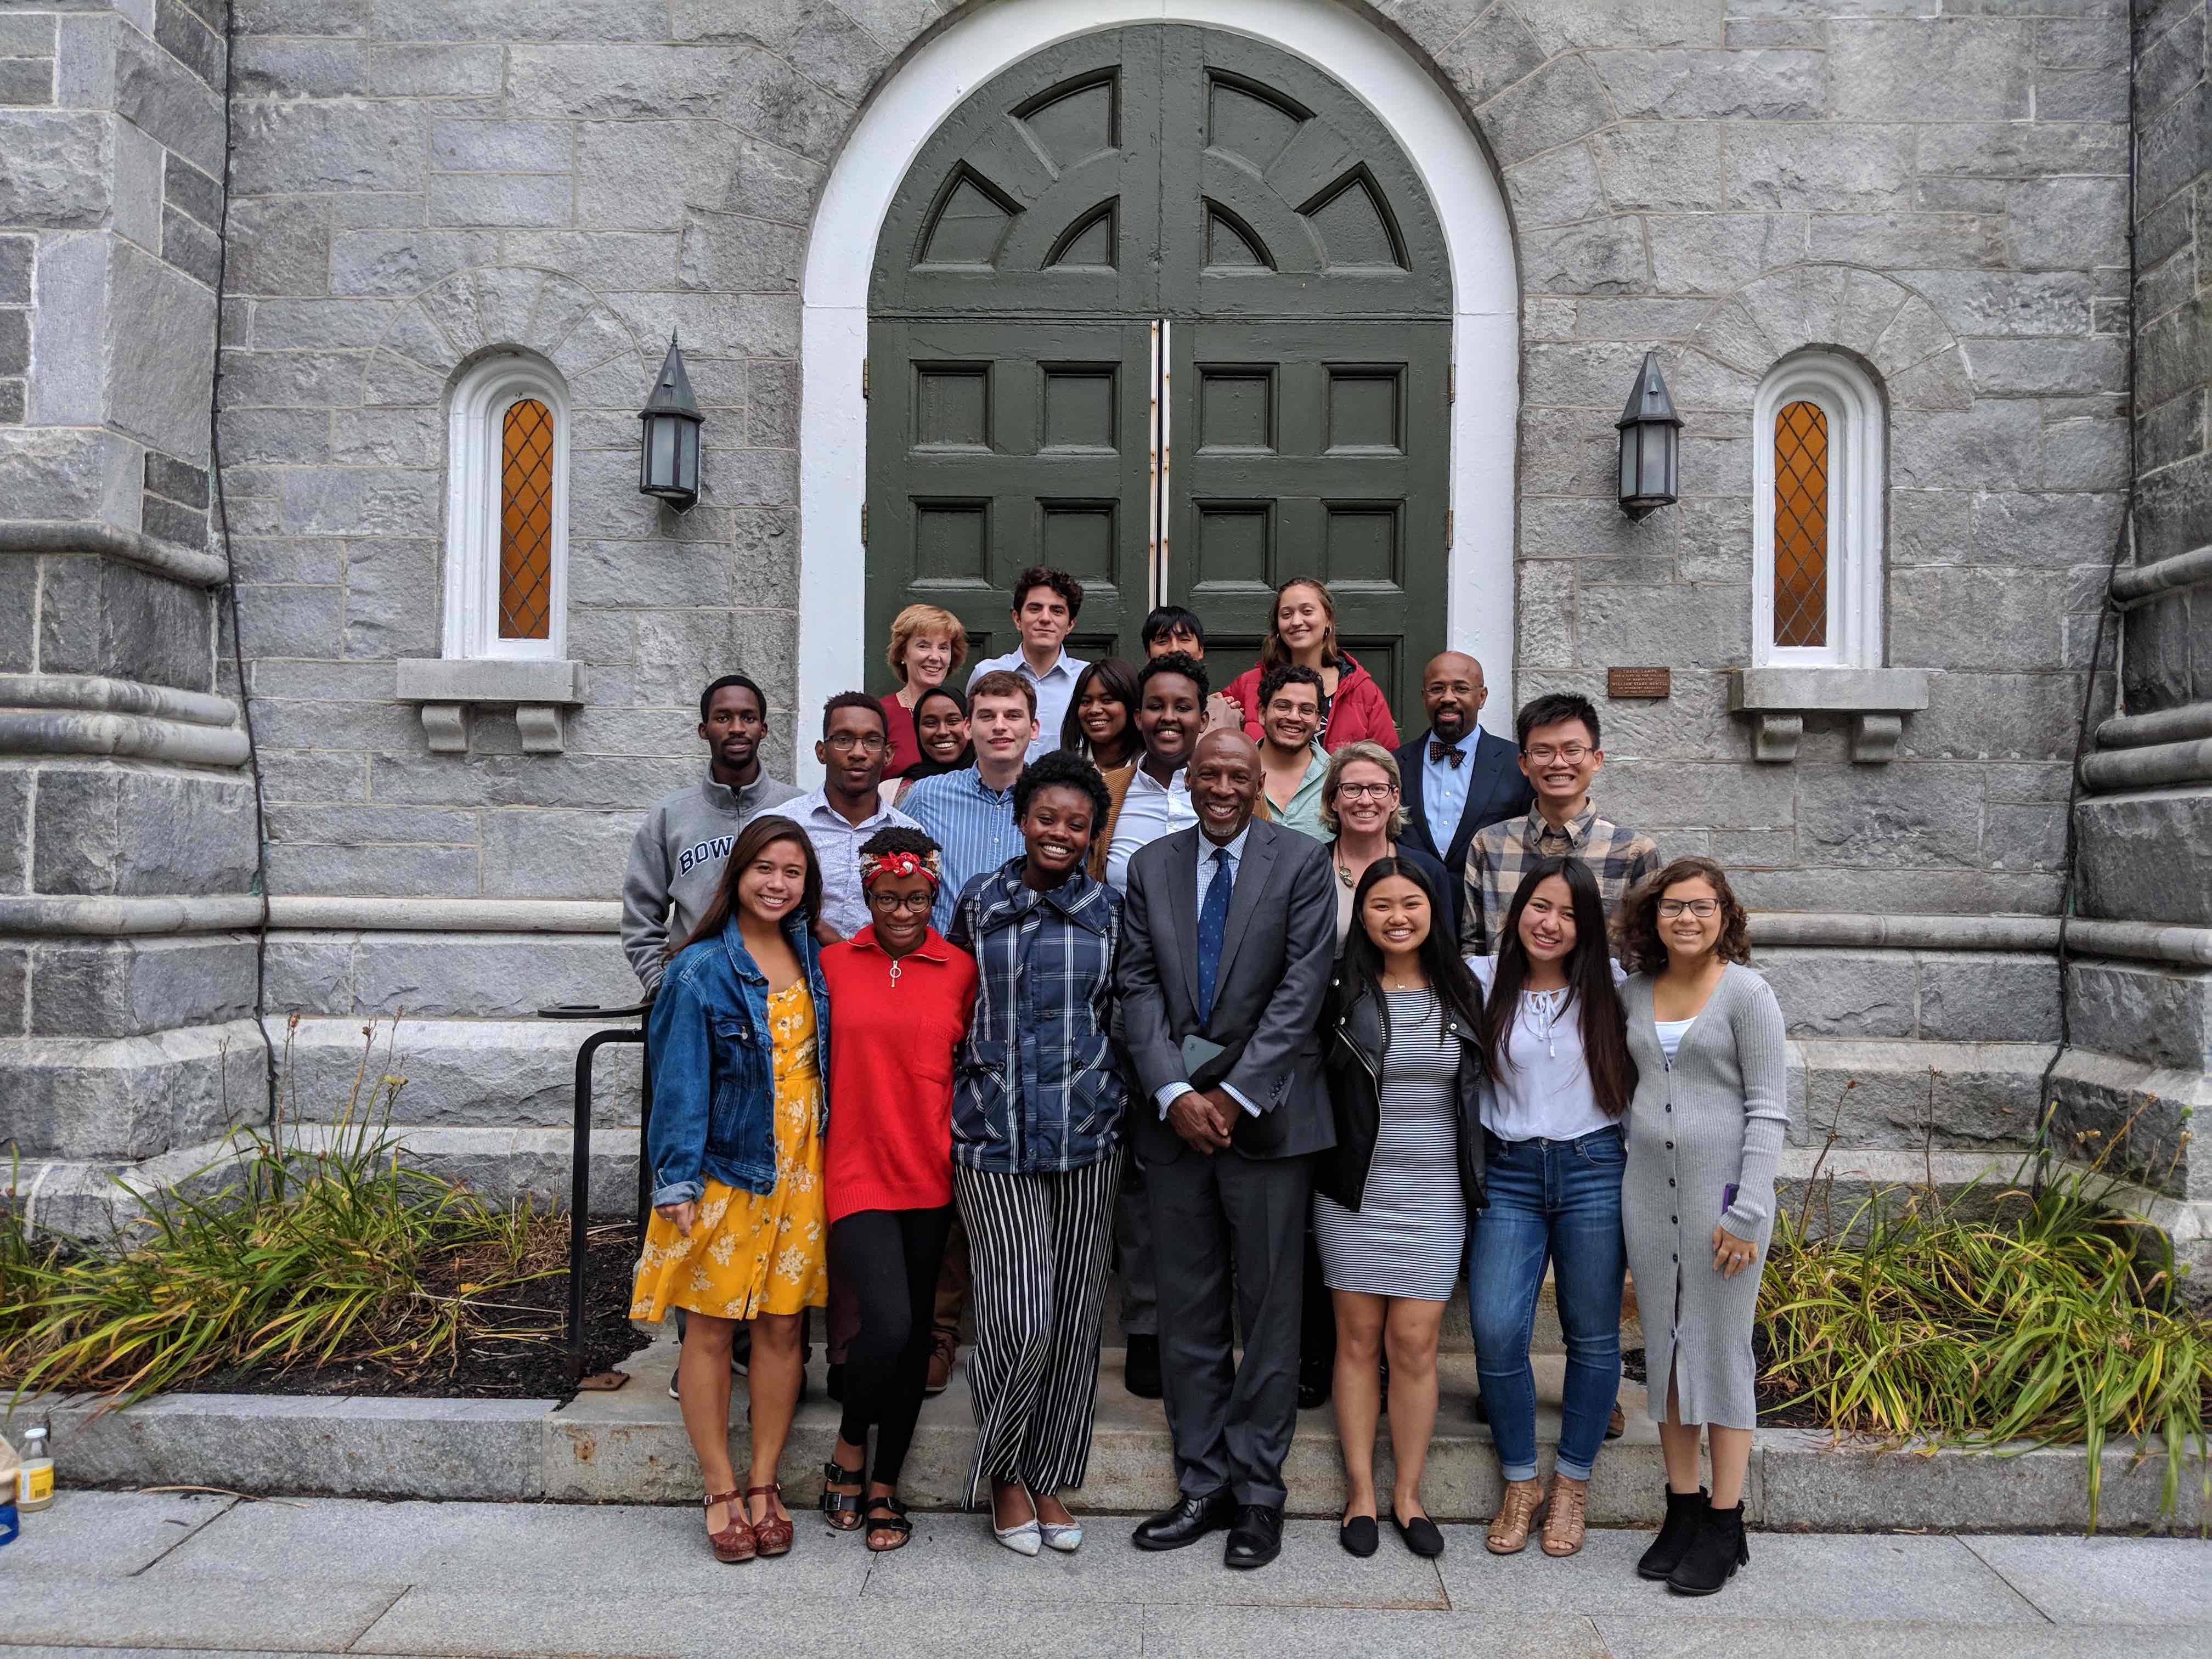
[1752,352,1884,670]
[443,352,571,661]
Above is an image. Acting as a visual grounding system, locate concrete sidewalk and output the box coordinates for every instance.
[3,1491,2208,1658]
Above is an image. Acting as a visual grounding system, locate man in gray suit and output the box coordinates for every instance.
[1117,729,1338,1570]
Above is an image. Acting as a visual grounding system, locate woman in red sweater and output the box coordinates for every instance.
[817,826,978,1552]
[1221,575,1400,754]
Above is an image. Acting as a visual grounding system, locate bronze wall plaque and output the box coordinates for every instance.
[1607,667,1671,699]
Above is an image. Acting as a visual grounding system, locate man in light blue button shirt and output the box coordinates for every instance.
[964,565,1087,761]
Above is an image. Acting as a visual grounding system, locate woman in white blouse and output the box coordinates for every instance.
[1466,856,1634,1561]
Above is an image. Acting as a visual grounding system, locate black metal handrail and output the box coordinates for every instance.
[537,1000,651,1385]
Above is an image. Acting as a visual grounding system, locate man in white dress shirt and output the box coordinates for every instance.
[793,693,919,944]
[1105,652,1207,891]
[965,565,1088,761]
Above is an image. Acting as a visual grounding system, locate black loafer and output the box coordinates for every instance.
[1224,1503,1284,1570]
[1339,1513,1378,1557]
[1132,1490,1236,1551]
[1392,1509,1445,1558]
[1297,1355,1330,1409]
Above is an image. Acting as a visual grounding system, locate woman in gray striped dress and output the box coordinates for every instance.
[1618,857,1787,1598]
[1314,859,1487,1559]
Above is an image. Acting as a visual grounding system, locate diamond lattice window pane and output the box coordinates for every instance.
[1773,399,1828,650]
[500,398,555,640]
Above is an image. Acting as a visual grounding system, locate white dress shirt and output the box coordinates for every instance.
[967,646,1086,760]
[1105,763,1197,891]
[1421,729,1474,848]
[1153,824,1259,1120]
[793,786,920,939]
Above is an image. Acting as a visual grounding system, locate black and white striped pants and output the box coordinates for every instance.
[952,1150,1124,1508]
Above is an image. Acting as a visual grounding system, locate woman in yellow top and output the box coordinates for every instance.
[633,814,833,1564]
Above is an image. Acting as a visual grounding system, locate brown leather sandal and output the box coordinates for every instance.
[1486,1477,1547,1555]
[747,1482,794,1557]
[1541,1475,1588,1557]
[703,1488,757,1564]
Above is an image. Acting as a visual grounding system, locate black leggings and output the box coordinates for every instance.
[829,1205,952,1489]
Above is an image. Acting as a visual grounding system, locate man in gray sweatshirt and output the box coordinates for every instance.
[620,673,803,995]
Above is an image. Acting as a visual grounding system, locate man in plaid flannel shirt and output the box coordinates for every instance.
[1457,691,1662,957]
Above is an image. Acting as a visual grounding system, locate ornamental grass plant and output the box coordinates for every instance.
[1759,1084,2211,1531]
[0,1018,562,1407]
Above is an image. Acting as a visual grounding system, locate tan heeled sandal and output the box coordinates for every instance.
[1486,1478,1547,1555]
[1541,1476,1589,1557]
[703,1488,757,1563]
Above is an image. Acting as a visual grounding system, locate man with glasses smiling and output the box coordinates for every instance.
[1458,691,1662,959]
[796,693,922,946]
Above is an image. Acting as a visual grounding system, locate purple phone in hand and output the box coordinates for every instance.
[1722,1183,1739,1211]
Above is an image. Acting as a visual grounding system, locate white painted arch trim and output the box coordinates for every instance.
[443,350,572,664]
[1752,351,1885,672]
[798,0,1519,778]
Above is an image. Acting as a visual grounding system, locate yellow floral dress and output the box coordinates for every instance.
[631,982,828,1322]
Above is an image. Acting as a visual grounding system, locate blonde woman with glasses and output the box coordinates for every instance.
[1319,742,1457,948]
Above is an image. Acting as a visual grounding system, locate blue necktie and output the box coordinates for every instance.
[1196,845,1234,1028]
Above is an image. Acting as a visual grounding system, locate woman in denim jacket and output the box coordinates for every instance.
[631,815,832,1565]
[945,752,1126,1557]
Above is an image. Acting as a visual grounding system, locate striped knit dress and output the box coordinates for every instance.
[1312,988,1468,1300]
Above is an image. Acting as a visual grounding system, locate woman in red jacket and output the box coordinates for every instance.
[1221,576,1400,754]
[816,827,978,1552]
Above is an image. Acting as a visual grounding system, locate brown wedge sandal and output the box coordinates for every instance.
[747,1482,794,1557]
[704,1488,757,1564]
[1486,1478,1548,1555]
[1541,1476,1589,1556]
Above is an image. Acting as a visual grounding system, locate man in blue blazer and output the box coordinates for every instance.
[1395,652,1534,888]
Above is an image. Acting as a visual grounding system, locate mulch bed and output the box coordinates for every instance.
[193,1223,651,1406]
[1622,1341,1829,1430]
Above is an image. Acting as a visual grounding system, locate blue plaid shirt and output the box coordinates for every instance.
[947,859,1126,1174]
[900,766,1026,934]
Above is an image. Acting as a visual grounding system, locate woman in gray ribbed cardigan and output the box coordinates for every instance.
[1617,857,1787,1598]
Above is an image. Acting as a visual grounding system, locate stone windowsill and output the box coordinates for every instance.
[394,658,587,755]
[1728,667,1931,764]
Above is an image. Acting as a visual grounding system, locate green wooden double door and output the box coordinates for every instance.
[866,25,1453,718]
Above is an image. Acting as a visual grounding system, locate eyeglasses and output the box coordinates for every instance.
[825,732,888,754]
[1334,781,1398,801]
[1525,743,1592,764]
[866,890,935,913]
[1657,899,1719,919]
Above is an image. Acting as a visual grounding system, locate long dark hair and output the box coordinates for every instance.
[1340,858,1483,1041]
[1058,656,1141,768]
[1479,856,1633,1117]
[677,814,821,955]
[902,682,973,781]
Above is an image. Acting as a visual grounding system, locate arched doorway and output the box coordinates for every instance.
[864,22,1452,714]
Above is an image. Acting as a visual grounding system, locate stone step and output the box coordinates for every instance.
[554,1329,1668,1522]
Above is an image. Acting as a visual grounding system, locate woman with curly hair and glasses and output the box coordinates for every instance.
[816,827,977,1553]
[1616,857,1785,1598]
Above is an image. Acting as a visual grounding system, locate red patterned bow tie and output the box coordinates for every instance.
[1428,739,1466,768]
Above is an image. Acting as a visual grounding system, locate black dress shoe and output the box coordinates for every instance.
[1124,1334,1163,1400]
[1224,1503,1284,1570]
[1391,1509,1445,1559]
[1297,1353,1331,1409]
[1132,1490,1236,1551]
[1339,1513,1378,1557]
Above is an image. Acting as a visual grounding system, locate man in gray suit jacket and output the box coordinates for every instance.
[1116,729,1337,1570]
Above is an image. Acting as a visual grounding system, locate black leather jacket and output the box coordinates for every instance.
[1316,972,1487,1214]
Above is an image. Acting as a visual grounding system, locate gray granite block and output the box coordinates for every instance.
[0,1489,237,1576]
[1959,1534,2212,1624]
[1139,1606,1610,1655]
[0,1568,407,1652]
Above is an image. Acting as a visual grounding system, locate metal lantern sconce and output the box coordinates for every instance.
[1616,349,1682,520]
[639,332,703,513]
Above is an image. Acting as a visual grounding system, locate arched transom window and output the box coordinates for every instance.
[445,352,569,661]
[1753,351,1883,669]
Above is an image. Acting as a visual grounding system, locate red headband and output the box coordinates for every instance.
[860,848,940,889]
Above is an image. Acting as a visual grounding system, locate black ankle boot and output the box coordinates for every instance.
[1666,1498,1748,1595]
[1636,1487,1707,1580]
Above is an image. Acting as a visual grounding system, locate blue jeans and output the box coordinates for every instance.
[1468,1125,1626,1483]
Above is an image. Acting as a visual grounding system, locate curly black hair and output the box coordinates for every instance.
[1256,662,1329,723]
[1620,856,1753,975]
[859,825,940,862]
[1012,749,1112,834]
[1136,648,1210,706]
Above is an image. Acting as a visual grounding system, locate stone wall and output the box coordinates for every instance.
[0,0,266,1236]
